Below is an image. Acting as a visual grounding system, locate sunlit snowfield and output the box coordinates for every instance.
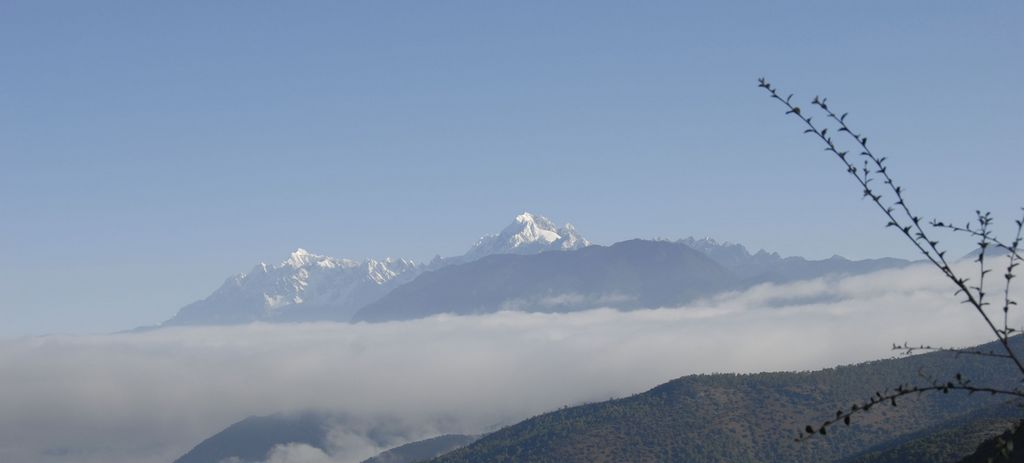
[0,261,1016,463]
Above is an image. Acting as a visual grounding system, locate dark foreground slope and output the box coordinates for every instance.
[957,422,1024,463]
[362,434,478,463]
[431,338,1023,463]
[841,401,1022,463]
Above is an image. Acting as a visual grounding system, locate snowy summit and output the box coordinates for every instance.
[164,249,419,325]
[462,212,591,261]
[162,212,591,326]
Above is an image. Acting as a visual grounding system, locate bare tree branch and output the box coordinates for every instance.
[757,77,1024,376]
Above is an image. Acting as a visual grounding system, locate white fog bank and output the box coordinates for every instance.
[0,262,1017,463]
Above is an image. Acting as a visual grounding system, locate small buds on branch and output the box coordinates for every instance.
[761,79,1024,450]
[758,78,1024,378]
[794,376,1024,441]
[891,342,1011,359]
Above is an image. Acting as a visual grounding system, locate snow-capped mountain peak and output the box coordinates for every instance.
[503,212,561,245]
[285,248,314,268]
[164,213,590,326]
[164,249,421,326]
[282,248,359,270]
[556,222,588,250]
[463,212,591,260]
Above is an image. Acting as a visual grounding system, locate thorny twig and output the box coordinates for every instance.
[758,78,1024,441]
[892,342,1012,360]
[796,373,1024,440]
[757,77,1024,376]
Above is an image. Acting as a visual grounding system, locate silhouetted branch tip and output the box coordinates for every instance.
[759,78,1024,449]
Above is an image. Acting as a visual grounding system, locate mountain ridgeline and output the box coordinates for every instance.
[174,410,478,463]
[353,239,737,322]
[363,434,480,463]
[164,251,420,325]
[161,212,910,326]
[174,413,332,463]
[177,337,1024,463]
[429,337,1024,463]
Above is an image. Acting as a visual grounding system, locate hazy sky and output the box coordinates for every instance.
[2,1,1022,335]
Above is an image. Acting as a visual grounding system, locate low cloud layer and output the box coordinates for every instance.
[0,262,1017,463]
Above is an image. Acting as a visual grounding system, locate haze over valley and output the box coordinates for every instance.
[3,212,1018,462]
[4,2,1022,462]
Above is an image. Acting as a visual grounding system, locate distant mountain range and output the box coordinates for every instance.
[354,238,910,322]
[162,212,587,326]
[164,251,420,325]
[161,212,911,326]
[176,337,1024,463]
[675,237,909,284]
[353,239,738,322]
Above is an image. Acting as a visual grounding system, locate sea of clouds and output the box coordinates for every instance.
[0,261,1018,463]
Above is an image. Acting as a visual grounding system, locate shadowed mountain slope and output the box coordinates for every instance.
[174,412,330,463]
[429,338,1024,463]
[174,412,467,463]
[678,237,909,284]
[840,400,1022,463]
[354,238,910,323]
[353,239,739,322]
[362,434,479,463]
[161,212,589,327]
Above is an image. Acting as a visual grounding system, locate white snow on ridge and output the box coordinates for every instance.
[166,249,421,325]
[463,211,591,261]
[508,212,561,244]
[164,212,591,325]
[283,248,360,270]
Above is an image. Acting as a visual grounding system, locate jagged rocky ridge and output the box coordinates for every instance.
[165,249,419,325]
[163,214,910,326]
[675,237,909,284]
[162,212,587,326]
[352,238,910,323]
[352,239,739,322]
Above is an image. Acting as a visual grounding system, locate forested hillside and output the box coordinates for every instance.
[431,338,1024,463]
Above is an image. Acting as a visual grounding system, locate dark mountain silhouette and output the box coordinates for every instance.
[428,337,1023,463]
[353,239,909,323]
[362,434,479,463]
[677,236,909,284]
[353,239,739,322]
[178,338,1024,463]
[840,400,1022,463]
[174,412,330,463]
[173,412,460,463]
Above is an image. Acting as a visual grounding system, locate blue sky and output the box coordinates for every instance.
[2,1,1022,336]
